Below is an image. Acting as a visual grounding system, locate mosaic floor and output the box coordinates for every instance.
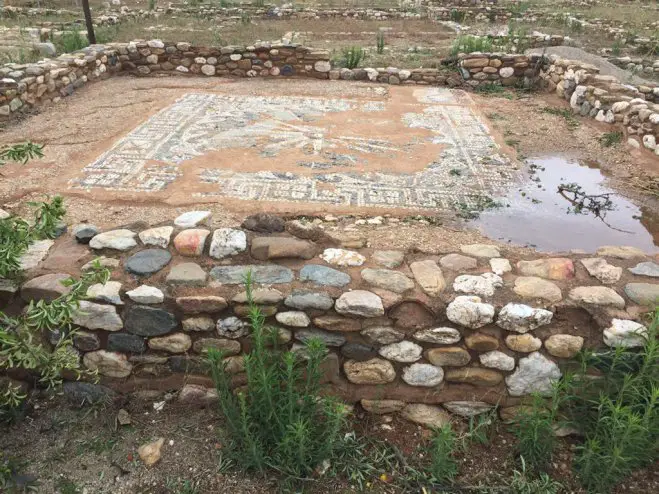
[70,87,521,210]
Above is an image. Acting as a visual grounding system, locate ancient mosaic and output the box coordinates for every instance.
[70,89,521,209]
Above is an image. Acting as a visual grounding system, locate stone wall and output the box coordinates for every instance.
[2,211,657,421]
[542,55,659,154]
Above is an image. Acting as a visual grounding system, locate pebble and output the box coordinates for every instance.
[138,438,165,467]
[126,285,164,304]
[138,226,174,248]
[174,211,211,228]
[89,229,137,251]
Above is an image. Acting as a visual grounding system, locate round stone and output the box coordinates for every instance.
[402,363,444,387]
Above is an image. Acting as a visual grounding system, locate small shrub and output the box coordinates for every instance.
[508,457,563,494]
[54,30,88,53]
[376,31,385,55]
[512,394,557,472]
[95,25,120,44]
[148,0,156,10]
[207,272,347,480]
[341,46,365,69]
[449,9,466,23]
[428,425,458,484]
[611,39,623,57]
[240,11,251,25]
[599,131,623,147]
[450,35,493,56]
[568,309,659,492]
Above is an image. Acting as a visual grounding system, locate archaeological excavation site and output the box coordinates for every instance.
[0,0,658,492]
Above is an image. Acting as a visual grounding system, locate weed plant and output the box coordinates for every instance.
[207,272,347,480]
[376,31,385,54]
[54,31,88,53]
[450,35,493,56]
[599,131,623,147]
[341,46,365,69]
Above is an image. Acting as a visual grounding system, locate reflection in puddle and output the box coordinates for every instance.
[471,156,659,253]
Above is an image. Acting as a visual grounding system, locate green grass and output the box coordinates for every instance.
[341,45,365,69]
[599,131,623,147]
[541,106,580,130]
[451,35,493,56]
[54,31,88,53]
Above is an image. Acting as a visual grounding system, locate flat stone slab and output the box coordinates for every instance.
[210,265,294,284]
[299,264,351,287]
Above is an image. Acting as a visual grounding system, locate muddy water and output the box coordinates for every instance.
[472,156,659,253]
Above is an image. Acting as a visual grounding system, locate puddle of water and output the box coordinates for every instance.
[471,156,659,253]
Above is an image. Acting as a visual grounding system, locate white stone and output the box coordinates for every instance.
[19,239,54,270]
[320,248,365,266]
[505,352,561,397]
[209,228,247,259]
[139,226,174,248]
[174,211,211,228]
[147,40,164,49]
[89,229,137,251]
[126,285,164,304]
[499,67,514,78]
[490,258,512,275]
[460,244,500,258]
[229,54,242,61]
[201,64,216,76]
[604,319,648,348]
[642,134,656,150]
[580,257,622,284]
[446,296,495,329]
[379,341,423,363]
[628,137,640,149]
[612,101,630,113]
[452,272,503,297]
[86,281,123,305]
[413,327,461,344]
[314,60,331,72]
[275,311,310,327]
[479,351,515,371]
[83,350,132,378]
[402,363,444,387]
[496,303,553,333]
[216,316,250,339]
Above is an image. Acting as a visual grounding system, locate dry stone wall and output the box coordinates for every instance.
[2,212,657,423]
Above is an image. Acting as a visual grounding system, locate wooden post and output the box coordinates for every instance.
[81,0,96,45]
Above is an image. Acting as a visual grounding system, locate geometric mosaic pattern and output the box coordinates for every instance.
[70,88,521,210]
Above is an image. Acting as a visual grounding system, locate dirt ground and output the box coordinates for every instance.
[2,392,658,493]
[1,75,657,255]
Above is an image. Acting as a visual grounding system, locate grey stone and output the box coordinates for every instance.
[335,290,384,317]
[73,223,99,244]
[629,262,659,278]
[182,316,215,332]
[373,250,405,268]
[402,363,444,386]
[72,331,101,352]
[166,263,207,286]
[124,305,177,336]
[73,301,123,331]
[107,333,146,353]
[300,264,351,287]
[216,316,250,339]
[479,351,515,371]
[452,273,503,297]
[285,290,334,310]
[361,268,414,294]
[193,338,241,355]
[440,253,477,271]
[580,257,622,284]
[361,326,405,344]
[295,328,346,347]
[232,288,284,304]
[125,249,172,275]
[210,265,294,284]
[623,283,659,306]
[341,343,378,361]
[63,382,116,406]
[460,244,500,258]
[442,401,493,417]
[241,213,285,233]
